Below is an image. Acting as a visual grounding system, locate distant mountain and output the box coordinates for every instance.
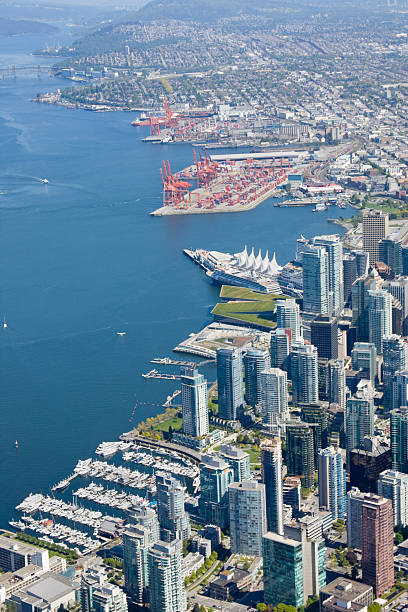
[135,0,273,21]
[0,17,58,36]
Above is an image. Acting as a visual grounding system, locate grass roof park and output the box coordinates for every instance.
[212,285,287,331]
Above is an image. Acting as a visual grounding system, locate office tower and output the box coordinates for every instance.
[384,276,408,334]
[403,246,408,275]
[363,209,389,265]
[123,524,158,604]
[378,469,408,527]
[296,234,315,263]
[314,234,344,315]
[320,578,373,612]
[261,438,284,535]
[352,269,383,342]
[355,251,370,277]
[276,298,302,342]
[199,454,234,529]
[270,328,291,370]
[301,403,328,454]
[383,336,407,412]
[318,447,346,519]
[351,342,377,384]
[216,347,244,421]
[156,472,190,542]
[379,236,403,276]
[302,246,330,315]
[390,407,408,472]
[345,382,374,467]
[343,252,358,306]
[219,444,250,482]
[286,422,315,489]
[368,289,392,355]
[328,359,346,409]
[261,367,288,429]
[391,295,403,336]
[147,540,186,612]
[349,437,392,493]
[263,527,326,608]
[310,315,338,360]
[228,480,267,555]
[392,370,408,412]
[361,495,394,596]
[291,343,319,405]
[243,348,270,407]
[181,368,209,438]
[347,487,367,549]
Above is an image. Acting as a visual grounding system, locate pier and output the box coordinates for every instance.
[142,369,182,380]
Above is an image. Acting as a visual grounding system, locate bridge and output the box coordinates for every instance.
[0,65,53,79]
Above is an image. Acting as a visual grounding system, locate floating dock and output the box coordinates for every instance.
[142,369,182,380]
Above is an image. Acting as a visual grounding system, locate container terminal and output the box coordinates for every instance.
[151,149,291,216]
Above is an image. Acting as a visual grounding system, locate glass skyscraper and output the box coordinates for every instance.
[261,438,284,535]
[318,447,346,519]
[302,246,329,315]
[181,368,209,437]
[345,382,374,468]
[216,346,244,420]
[229,480,267,556]
[276,298,302,342]
[368,289,392,355]
[261,367,288,430]
[243,347,270,407]
[199,454,234,529]
[147,540,186,612]
[156,472,191,542]
[314,234,344,315]
[291,343,319,405]
[390,407,408,472]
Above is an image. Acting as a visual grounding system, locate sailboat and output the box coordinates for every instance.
[3,316,7,329]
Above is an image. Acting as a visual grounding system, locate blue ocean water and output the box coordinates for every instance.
[0,31,348,528]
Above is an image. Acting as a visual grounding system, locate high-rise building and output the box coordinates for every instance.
[379,236,403,277]
[302,246,330,315]
[347,487,367,549]
[219,444,250,482]
[345,382,374,467]
[392,370,408,412]
[243,348,270,407]
[80,569,128,612]
[328,359,346,409]
[310,315,338,360]
[181,368,209,438]
[384,276,408,334]
[318,447,346,520]
[260,367,289,429]
[276,299,302,342]
[286,422,315,489]
[313,234,344,315]
[378,469,408,528]
[283,476,301,514]
[383,336,407,412]
[127,506,160,540]
[263,527,326,608]
[156,472,190,542]
[270,328,291,370]
[352,269,383,342]
[301,403,329,454]
[363,209,389,265]
[291,343,319,405]
[123,524,158,604]
[199,454,234,529]
[147,540,186,612]
[349,436,392,493]
[355,251,370,277]
[361,495,394,596]
[216,347,244,421]
[390,407,408,472]
[228,480,267,556]
[261,438,284,535]
[351,342,377,384]
[343,253,358,306]
[368,289,392,355]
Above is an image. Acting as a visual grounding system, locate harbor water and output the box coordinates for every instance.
[0,30,349,528]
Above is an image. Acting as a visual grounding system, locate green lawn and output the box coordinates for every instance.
[153,416,183,433]
[212,293,280,329]
[220,285,274,301]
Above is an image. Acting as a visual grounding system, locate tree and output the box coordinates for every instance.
[256,605,267,612]
[395,532,404,545]
[351,565,359,580]
[368,604,381,612]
